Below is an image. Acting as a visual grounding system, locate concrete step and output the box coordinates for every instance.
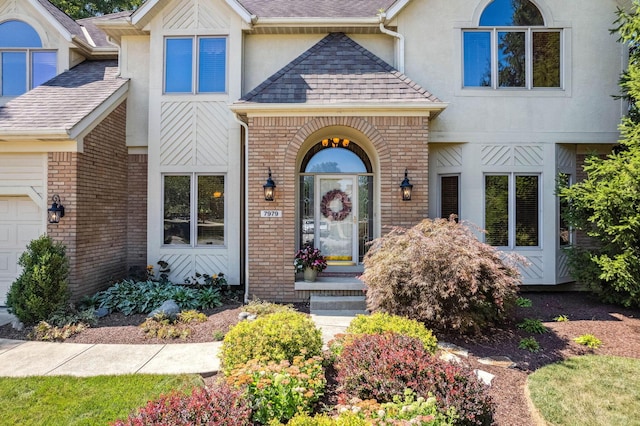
[310,295,367,314]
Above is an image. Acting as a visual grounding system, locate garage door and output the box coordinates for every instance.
[0,197,43,305]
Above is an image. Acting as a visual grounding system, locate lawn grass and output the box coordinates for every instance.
[0,374,204,425]
[527,355,640,426]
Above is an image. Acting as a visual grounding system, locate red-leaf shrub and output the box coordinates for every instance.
[361,217,523,334]
[111,383,251,426]
[335,333,494,426]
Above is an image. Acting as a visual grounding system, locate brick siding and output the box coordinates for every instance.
[47,101,130,300]
[246,115,429,302]
[126,154,148,274]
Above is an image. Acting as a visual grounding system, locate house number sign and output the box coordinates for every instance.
[260,210,282,218]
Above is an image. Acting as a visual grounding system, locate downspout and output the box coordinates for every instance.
[233,113,250,304]
[378,13,405,74]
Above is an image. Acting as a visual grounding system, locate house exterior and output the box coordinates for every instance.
[0,0,627,305]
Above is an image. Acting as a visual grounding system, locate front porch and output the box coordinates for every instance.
[295,275,367,315]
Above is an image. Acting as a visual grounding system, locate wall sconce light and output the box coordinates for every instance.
[263,167,276,201]
[47,194,65,223]
[400,169,413,201]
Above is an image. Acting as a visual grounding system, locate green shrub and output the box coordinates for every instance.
[220,311,322,374]
[6,235,69,325]
[227,356,325,424]
[361,218,521,334]
[340,312,437,354]
[516,318,548,334]
[516,297,532,308]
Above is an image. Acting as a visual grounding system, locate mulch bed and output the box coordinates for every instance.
[1,292,639,425]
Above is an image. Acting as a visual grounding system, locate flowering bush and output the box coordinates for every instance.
[294,246,328,272]
[111,383,251,426]
[227,356,326,424]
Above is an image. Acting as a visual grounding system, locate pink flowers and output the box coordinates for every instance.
[294,246,328,272]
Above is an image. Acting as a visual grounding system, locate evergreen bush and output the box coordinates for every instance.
[220,311,323,374]
[361,218,522,334]
[6,235,69,325]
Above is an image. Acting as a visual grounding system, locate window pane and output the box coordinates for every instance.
[165,38,193,93]
[164,175,191,245]
[485,175,509,246]
[480,0,544,26]
[197,175,225,246]
[32,51,56,88]
[533,32,560,88]
[358,175,374,263]
[300,175,315,247]
[2,51,27,96]
[198,38,226,93]
[463,32,491,87]
[441,175,459,219]
[516,175,539,246]
[498,31,525,87]
[305,147,367,173]
[0,20,42,48]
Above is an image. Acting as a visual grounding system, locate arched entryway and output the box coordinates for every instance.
[298,138,374,267]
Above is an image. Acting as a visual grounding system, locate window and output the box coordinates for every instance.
[463,0,561,89]
[0,20,57,96]
[440,175,460,220]
[485,173,539,247]
[163,174,225,246]
[165,37,226,93]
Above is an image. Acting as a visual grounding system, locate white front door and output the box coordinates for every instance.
[316,176,358,264]
[0,197,43,305]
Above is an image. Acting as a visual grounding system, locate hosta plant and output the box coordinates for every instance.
[518,337,541,353]
[573,334,602,349]
[517,318,548,334]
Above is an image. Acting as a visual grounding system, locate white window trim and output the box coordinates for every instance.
[0,48,57,96]
[162,173,227,248]
[483,172,542,250]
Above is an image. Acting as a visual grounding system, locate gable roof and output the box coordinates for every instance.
[0,60,128,143]
[236,33,444,113]
[239,0,399,18]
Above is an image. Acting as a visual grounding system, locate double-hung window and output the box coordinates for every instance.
[163,174,225,246]
[485,173,540,248]
[463,0,561,89]
[0,20,57,97]
[164,36,226,93]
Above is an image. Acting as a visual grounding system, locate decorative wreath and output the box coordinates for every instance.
[321,189,352,221]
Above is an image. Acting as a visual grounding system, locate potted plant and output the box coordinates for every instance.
[294,245,327,282]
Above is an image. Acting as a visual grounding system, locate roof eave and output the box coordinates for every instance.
[384,0,413,21]
[230,101,448,117]
[94,18,147,44]
[71,35,118,58]
[253,16,381,28]
[29,0,73,42]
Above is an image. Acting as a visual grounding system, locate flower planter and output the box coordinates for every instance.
[303,267,318,282]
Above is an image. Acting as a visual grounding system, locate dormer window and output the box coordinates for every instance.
[0,20,57,97]
[463,0,561,89]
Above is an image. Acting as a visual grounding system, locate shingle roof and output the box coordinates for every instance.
[239,33,441,105]
[78,11,133,48]
[238,0,399,18]
[36,0,88,44]
[0,61,128,135]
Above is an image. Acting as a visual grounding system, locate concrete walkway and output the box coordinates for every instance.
[0,309,354,378]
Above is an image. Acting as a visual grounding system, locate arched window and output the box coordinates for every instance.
[0,20,56,97]
[463,0,560,89]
